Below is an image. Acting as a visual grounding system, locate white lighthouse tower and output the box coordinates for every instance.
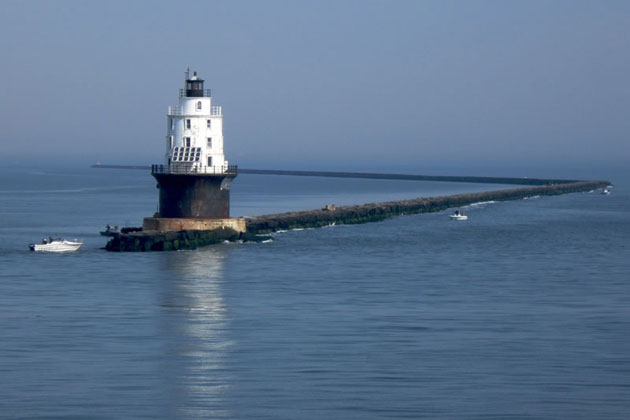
[164,69,228,172]
[147,70,239,229]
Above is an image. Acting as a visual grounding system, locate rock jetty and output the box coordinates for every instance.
[105,178,609,251]
[105,228,267,252]
[245,180,609,234]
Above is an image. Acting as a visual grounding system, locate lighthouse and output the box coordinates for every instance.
[143,70,243,232]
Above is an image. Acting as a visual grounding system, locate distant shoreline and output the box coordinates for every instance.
[91,163,584,186]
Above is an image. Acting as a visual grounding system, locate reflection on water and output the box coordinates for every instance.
[159,246,232,418]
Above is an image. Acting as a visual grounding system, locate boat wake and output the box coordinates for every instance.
[463,200,495,209]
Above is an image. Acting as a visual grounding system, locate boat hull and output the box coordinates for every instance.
[449,215,468,221]
[30,241,83,253]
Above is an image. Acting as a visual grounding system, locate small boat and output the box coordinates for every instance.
[602,188,611,195]
[29,239,83,253]
[449,210,468,221]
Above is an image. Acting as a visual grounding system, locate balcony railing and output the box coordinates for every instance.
[168,106,182,115]
[151,164,238,176]
[167,106,222,116]
[179,89,211,98]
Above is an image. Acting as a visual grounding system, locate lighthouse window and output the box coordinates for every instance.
[206,119,211,128]
[197,101,202,110]
[186,119,191,129]
[172,147,201,162]
[184,137,191,147]
[207,156,213,167]
[207,138,212,148]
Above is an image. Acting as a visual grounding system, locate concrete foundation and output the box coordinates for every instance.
[142,217,246,233]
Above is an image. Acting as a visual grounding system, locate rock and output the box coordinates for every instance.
[244,180,610,234]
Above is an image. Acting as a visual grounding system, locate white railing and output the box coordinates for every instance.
[167,106,222,116]
[168,106,183,115]
[152,164,237,175]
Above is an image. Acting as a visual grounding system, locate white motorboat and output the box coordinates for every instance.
[29,239,83,253]
[449,210,468,221]
[602,188,611,195]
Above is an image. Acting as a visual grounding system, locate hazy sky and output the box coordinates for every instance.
[1,0,628,173]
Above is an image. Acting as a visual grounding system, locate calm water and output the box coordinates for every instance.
[1,167,629,419]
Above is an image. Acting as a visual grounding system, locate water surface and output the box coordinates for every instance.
[1,167,628,419]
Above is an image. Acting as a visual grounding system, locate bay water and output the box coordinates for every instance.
[1,167,629,419]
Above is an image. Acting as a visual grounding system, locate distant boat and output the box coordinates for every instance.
[602,188,611,195]
[29,239,83,253]
[449,210,468,221]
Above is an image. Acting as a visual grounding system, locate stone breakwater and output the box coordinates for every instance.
[245,180,610,234]
[105,228,239,252]
[105,228,268,252]
[105,179,609,251]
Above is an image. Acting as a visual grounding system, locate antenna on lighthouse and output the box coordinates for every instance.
[185,67,190,81]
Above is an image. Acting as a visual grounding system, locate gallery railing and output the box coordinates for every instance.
[151,164,238,176]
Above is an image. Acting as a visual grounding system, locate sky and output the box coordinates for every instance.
[1,0,628,175]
